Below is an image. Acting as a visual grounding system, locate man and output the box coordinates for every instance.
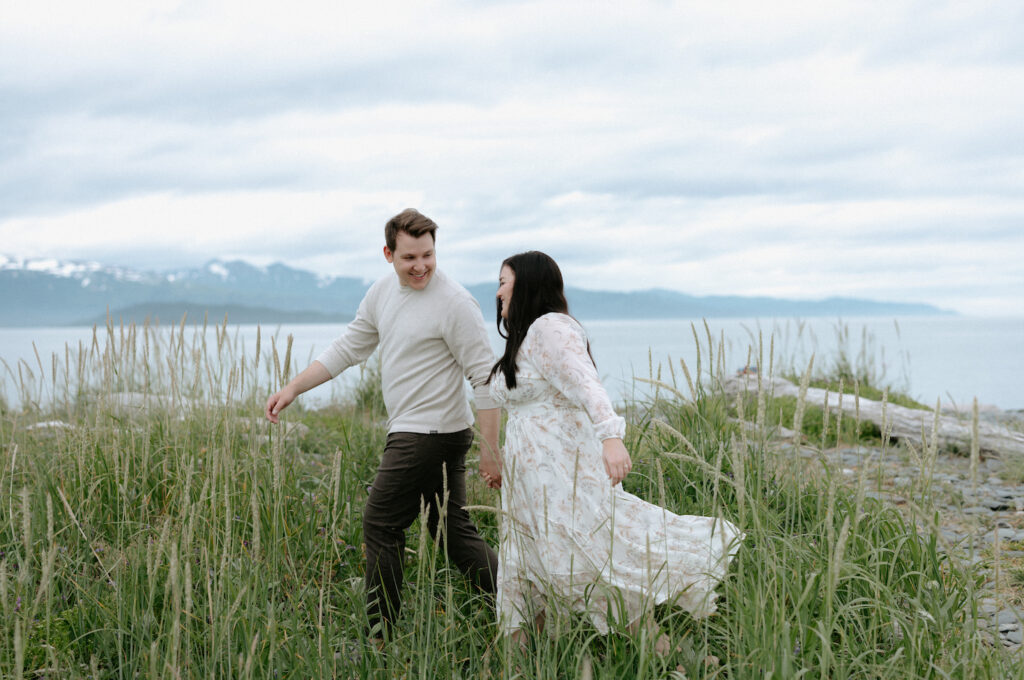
[265,208,501,638]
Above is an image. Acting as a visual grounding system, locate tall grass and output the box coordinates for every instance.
[0,318,1017,678]
[774,320,924,410]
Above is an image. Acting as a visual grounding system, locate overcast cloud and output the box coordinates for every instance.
[2,0,1023,315]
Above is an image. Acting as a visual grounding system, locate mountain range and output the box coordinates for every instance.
[0,255,952,328]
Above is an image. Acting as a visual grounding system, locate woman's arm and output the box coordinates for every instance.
[526,314,631,484]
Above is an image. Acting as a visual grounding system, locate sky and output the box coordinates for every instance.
[2,0,1023,316]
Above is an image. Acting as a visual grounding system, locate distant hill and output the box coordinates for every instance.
[73,303,352,327]
[465,285,948,320]
[0,254,953,327]
[0,256,367,327]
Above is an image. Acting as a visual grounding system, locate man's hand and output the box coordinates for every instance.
[264,362,332,424]
[601,438,632,486]
[476,407,502,489]
[480,452,502,489]
[265,386,296,423]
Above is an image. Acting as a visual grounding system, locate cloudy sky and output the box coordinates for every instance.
[2,0,1023,316]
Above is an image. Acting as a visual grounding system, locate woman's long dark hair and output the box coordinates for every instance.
[488,251,593,389]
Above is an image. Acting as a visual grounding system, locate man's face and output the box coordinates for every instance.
[384,231,436,290]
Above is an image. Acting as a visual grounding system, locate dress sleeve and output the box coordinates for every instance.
[524,314,626,440]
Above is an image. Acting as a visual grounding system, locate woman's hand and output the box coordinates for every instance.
[480,451,503,489]
[601,438,632,486]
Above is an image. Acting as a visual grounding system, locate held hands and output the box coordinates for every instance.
[479,450,503,490]
[602,438,632,486]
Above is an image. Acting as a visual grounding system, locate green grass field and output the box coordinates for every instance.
[0,318,1019,678]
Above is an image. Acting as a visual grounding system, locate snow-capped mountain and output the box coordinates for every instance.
[0,256,368,326]
[0,255,157,286]
[0,255,951,328]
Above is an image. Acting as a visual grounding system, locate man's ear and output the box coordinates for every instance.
[383,245,394,263]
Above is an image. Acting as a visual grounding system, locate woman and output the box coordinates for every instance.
[486,251,742,650]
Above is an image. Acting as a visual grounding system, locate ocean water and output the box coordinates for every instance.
[579,316,1024,411]
[1,316,1022,411]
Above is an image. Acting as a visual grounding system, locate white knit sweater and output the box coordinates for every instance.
[315,269,498,434]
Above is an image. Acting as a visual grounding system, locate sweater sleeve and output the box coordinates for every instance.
[314,289,380,377]
[442,293,499,411]
[525,314,625,440]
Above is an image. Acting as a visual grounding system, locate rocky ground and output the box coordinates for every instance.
[783,406,1024,651]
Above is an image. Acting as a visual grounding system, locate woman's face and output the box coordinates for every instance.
[496,265,515,320]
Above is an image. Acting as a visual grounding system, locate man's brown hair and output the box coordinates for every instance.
[385,209,438,251]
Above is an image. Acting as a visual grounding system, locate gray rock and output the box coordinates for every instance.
[939,529,964,545]
[25,420,74,432]
[105,391,182,416]
[983,528,1019,543]
[997,609,1024,625]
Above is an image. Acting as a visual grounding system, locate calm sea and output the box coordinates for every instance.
[2,316,1022,411]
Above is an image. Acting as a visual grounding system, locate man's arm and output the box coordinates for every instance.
[476,407,501,488]
[265,361,332,423]
[268,282,383,423]
[441,290,502,486]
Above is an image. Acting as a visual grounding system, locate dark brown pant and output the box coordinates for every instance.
[363,429,497,636]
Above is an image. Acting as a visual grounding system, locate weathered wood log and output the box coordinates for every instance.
[722,374,1024,458]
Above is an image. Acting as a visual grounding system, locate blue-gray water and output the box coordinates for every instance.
[2,316,1022,411]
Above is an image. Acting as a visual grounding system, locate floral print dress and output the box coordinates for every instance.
[489,313,742,634]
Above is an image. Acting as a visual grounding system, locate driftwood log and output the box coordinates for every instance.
[722,375,1024,458]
